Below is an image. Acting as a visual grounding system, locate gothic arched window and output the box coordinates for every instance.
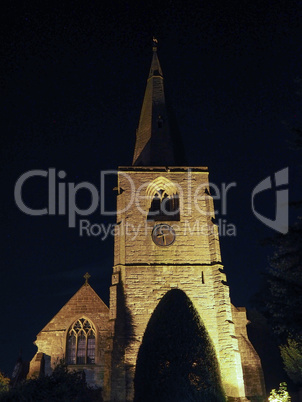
[146,177,180,221]
[148,190,180,221]
[66,318,96,365]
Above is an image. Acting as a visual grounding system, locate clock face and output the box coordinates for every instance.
[152,224,176,246]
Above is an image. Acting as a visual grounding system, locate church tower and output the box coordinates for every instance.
[105,43,265,401]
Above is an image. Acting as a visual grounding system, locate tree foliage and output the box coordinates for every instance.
[134,289,226,402]
[280,338,302,385]
[262,113,302,339]
[264,217,302,339]
[0,360,102,402]
[0,373,9,394]
[259,124,302,387]
[263,217,302,386]
[268,382,291,402]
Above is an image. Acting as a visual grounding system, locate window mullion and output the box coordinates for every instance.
[67,319,96,366]
[85,334,88,365]
[75,332,79,365]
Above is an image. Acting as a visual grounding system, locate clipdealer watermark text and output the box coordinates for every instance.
[14,167,289,235]
[79,219,236,240]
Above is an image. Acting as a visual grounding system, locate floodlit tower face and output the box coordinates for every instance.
[114,168,221,267]
[107,167,246,401]
[104,45,265,402]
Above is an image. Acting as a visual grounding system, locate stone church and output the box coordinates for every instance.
[28,44,266,401]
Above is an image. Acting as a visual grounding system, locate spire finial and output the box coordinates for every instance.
[152,36,158,52]
[83,272,91,285]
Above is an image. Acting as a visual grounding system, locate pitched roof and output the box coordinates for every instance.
[39,283,109,333]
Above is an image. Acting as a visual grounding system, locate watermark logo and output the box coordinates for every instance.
[251,167,289,234]
[78,218,237,240]
[14,167,289,237]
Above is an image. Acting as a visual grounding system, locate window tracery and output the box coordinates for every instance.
[146,177,180,221]
[66,318,96,365]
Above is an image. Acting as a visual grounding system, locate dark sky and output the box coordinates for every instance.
[1,0,302,379]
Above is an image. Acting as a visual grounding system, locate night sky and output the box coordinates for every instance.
[1,0,302,386]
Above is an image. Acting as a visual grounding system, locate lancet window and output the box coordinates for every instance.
[66,318,96,365]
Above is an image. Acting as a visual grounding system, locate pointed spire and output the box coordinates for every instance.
[149,37,162,78]
[132,40,184,166]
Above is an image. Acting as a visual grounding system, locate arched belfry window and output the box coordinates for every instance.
[146,177,180,221]
[66,318,96,365]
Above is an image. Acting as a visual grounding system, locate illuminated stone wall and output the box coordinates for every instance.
[232,305,266,400]
[28,165,265,401]
[106,166,264,401]
[28,284,109,388]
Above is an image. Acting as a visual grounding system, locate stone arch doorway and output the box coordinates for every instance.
[133,289,226,402]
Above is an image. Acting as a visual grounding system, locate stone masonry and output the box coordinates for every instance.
[105,166,266,401]
[28,45,266,402]
[28,283,109,388]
